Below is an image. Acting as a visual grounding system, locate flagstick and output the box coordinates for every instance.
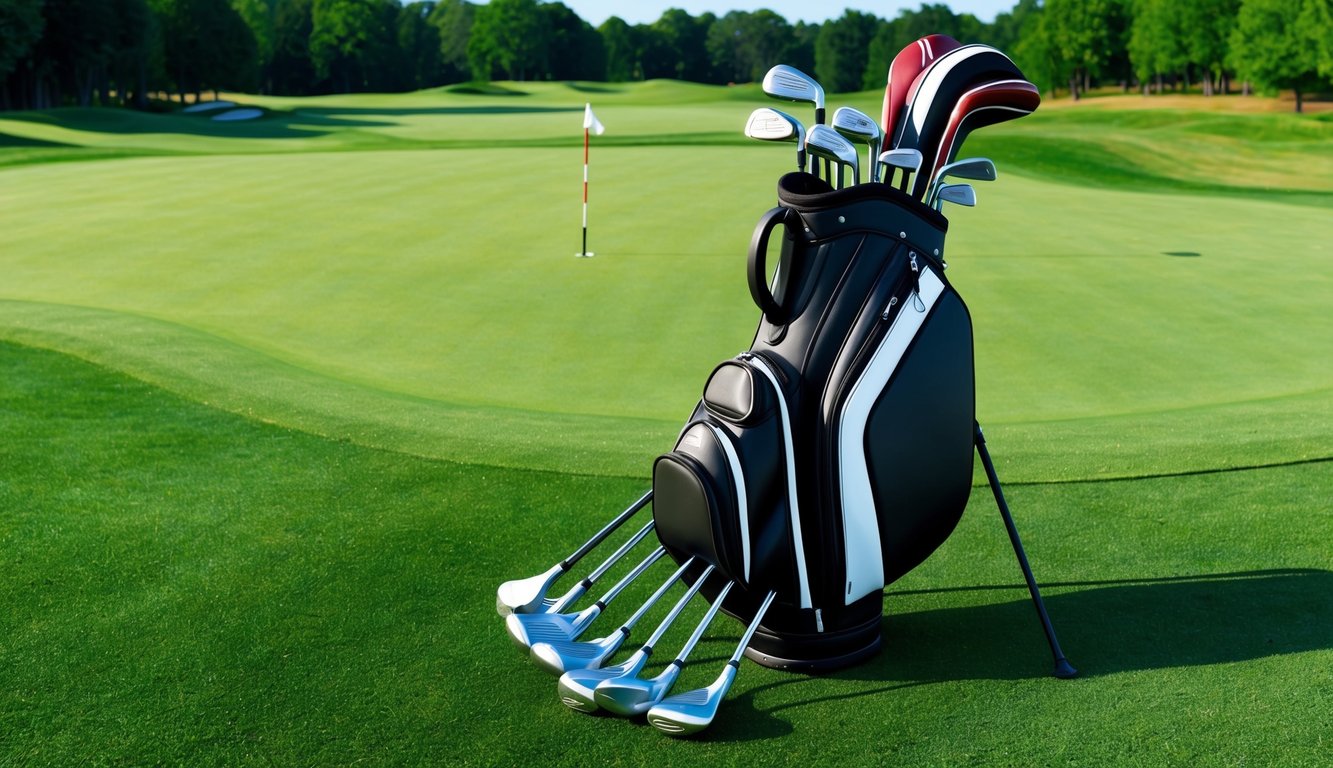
[578,123,592,257]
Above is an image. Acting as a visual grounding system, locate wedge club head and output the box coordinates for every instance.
[744,107,807,172]
[806,125,859,189]
[935,182,976,211]
[831,106,881,183]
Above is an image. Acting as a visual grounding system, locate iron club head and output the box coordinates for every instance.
[744,107,807,172]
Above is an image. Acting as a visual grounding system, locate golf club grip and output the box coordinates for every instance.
[561,490,652,568]
[674,581,734,662]
[643,564,715,649]
[748,206,791,323]
[729,591,778,665]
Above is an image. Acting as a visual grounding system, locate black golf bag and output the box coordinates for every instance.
[651,172,1067,673]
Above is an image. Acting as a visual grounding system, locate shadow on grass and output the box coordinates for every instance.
[701,569,1331,742]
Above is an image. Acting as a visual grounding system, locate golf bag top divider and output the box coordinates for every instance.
[652,173,977,672]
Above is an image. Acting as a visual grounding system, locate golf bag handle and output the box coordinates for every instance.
[748,206,794,323]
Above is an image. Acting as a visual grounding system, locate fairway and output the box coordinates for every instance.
[2,82,1330,765]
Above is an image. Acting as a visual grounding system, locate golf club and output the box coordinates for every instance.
[762,64,827,179]
[506,545,665,650]
[496,490,652,616]
[806,125,859,189]
[645,590,777,736]
[923,79,1039,193]
[878,148,923,188]
[529,556,694,675]
[880,34,962,154]
[593,579,736,717]
[925,157,996,208]
[934,183,976,212]
[531,519,659,618]
[744,107,807,173]
[832,106,882,184]
[557,564,717,713]
[891,44,1024,198]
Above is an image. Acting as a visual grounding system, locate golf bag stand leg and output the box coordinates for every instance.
[974,422,1078,679]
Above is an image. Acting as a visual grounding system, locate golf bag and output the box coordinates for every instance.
[652,172,990,671]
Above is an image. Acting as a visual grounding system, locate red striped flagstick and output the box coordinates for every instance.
[578,103,605,258]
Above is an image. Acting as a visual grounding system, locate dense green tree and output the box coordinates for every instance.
[815,9,877,93]
[1230,0,1331,111]
[0,0,45,106]
[598,17,636,81]
[1044,0,1116,98]
[152,0,257,99]
[427,0,472,83]
[309,0,385,91]
[466,0,546,80]
[270,0,316,93]
[544,2,603,81]
[1128,0,1185,93]
[651,9,713,82]
[397,1,441,89]
[1180,0,1241,94]
[706,10,795,84]
[232,0,275,91]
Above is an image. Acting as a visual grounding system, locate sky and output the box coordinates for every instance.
[553,1,1016,26]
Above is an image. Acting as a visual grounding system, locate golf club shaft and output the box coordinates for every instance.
[728,591,778,665]
[617,556,693,634]
[671,580,734,664]
[641,564,714,651]
[549,519,656,613]
[593,546,666,611]
[559,490,652,570]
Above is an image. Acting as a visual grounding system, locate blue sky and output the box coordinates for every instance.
[553,1,1016,26]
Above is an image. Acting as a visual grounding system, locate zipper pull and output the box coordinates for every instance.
[908,251,925,312]
[880,295,898,321]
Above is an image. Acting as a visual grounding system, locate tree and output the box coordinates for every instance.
[1229,0,1331,111]
[1128,0,1186,93]
[543,2,603,81]
[1180,0,1241,95]
[0,0,45,107]
[397,1,441,90]
[309,0,385,91]
[598,16,636,81]
[466,0,547,80]
[706,10,795,84]
[428,0,472,83]
[651,9,712,82]
[152,0,258,100]
[270,0,316,93]
[815,10,877,93]
[1043,0,1117,99]
[232,0,275,92]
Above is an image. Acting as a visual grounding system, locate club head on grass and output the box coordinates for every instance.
[645,663,737,736]
[557,648,650,713]
[505,604,600,650]
[530,628,629,675]
[594,661,685,716]
[496,563,567,616]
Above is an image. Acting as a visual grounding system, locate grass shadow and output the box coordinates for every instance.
[855,568,1332,684]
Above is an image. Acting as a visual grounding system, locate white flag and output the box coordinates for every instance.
[583,103,605,136]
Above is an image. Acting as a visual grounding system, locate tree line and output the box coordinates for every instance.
[2,0,1331,112]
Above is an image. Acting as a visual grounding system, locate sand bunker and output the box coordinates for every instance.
[212,108,263,122]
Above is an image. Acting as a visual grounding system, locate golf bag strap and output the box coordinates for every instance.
[748,206,794,323]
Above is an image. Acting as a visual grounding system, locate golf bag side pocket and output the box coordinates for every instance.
[653,356,807,602]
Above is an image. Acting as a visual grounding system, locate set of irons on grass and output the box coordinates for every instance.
[496,35,1054,737]
[746,35,1040,214]
[498,494,767,734]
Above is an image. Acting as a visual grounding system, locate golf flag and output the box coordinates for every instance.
[578,103,605,257]
[583,103,605,136]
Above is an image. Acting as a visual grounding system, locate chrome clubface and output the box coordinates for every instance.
[646,663,737,736]
[935,183,976,211]
[761,64,825,113]
[557,650,649,712]
[496,563,566,616]
[806,125,860,188]
[745,107,807,171]
[530,629,627,675]
[832,106,882,181]
[505,605,598,650]
[593,662,683,716]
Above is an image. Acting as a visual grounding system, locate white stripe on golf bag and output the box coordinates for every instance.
[747,355,813,610]
[837,267,946,605]
[703,423,751,582]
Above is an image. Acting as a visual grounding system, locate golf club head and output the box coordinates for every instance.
[557,649,650,713]
[593,661,684,716]
[936,183,976,211]
[646,662,737,736]
[505,603,599,650]
[530,628,628,675]
[881,34,963,153]
[744,107,807,171]
[762,64,826,118]
[878,148,923,185]
[496,562,567,616]
[806,125,859,188]
[831,106,882,182]
[927,157,996,207]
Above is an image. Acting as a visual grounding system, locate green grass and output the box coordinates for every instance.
[1,81,1330,765]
